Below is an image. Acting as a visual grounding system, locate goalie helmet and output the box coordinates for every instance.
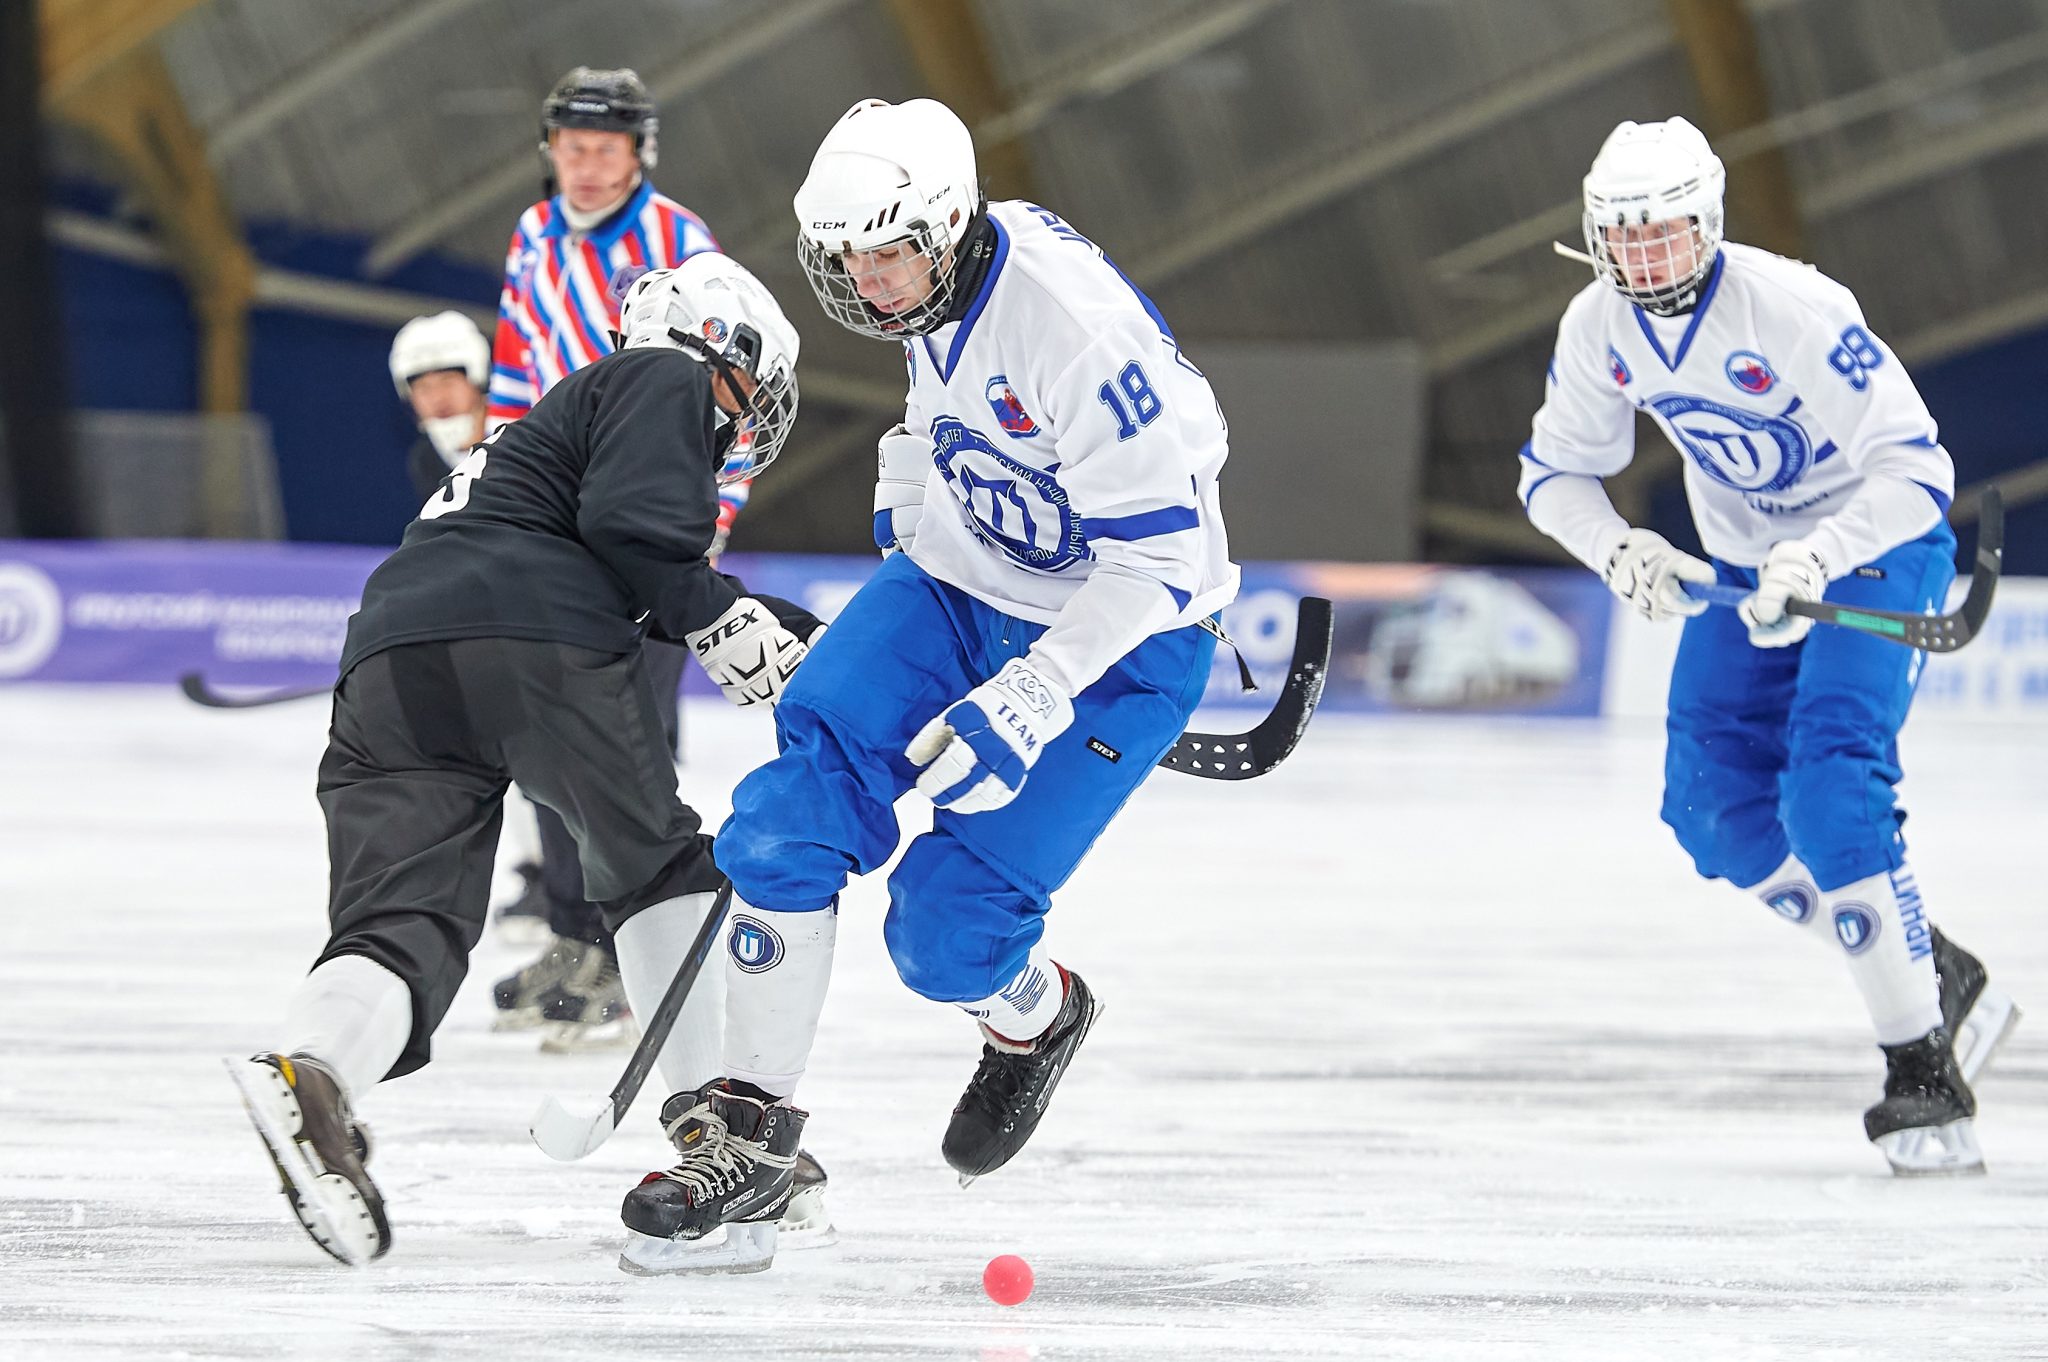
[793,98,981,339]
[617,255,801,485]
[1580,116,1726,315]
[387,311,488,399]
[539,67,658,180]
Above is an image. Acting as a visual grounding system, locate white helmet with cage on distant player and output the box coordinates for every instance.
[388,311,489,399]
[1580,116,1726,316]
[793,98,981,339]
[617,253,801,485]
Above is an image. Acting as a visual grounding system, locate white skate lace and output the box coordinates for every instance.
[658,1102,797,1201]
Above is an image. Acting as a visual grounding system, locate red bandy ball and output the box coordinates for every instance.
[982,1253,1034,1305]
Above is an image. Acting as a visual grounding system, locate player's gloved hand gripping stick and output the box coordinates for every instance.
[1679,487,2003,653]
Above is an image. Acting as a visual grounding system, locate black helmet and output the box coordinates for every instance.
[537,67,658,185]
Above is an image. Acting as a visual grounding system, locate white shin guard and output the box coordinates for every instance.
[958,943,1061,1044]
[724,900,837,1098]
[1826,864,1942,1046]
[1748,855,1838,948]
[614,892,728,1097]
[282,953,413,1100]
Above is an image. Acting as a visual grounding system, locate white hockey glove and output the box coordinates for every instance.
[1601,528,1714,623]
[905,658,1074,814]
[874,424,929,557]
[1739,540,1828,648]
[683,596,809,708]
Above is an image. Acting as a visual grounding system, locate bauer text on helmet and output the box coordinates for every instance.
[793,98,981,339]
[618,255,801,485]
[1580,116,1726,316]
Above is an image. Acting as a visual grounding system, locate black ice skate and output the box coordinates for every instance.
[943,966,1100,1184]
[490,934,588,1031]
[1863,1027,1983,1177]
[536,941,638,1053]
[225,1052,391,1266]
[780,1149,836,1247]
[617,1081,808,1275]
[1931,927,2021,1084]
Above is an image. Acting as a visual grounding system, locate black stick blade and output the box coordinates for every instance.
[1158,596,1333,781]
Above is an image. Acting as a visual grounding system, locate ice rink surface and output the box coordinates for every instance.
[2,684,2043,1361]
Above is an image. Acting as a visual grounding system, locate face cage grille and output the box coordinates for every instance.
[796,229,958,340]
[1581,210,1720,316]
[716,368,798,486]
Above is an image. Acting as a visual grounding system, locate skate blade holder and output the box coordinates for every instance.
[1875,1118,1986,1177]
[618,1220,778,1276]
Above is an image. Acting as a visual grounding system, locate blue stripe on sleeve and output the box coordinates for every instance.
[1520,471,1563,510]
[1080,506,1199,541]
[1518,440,1557,471]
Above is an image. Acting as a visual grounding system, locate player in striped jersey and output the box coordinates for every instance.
[487,67,752,549]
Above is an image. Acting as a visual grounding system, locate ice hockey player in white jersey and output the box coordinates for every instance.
[1520,116,2018,1175]
[613,97,1239,1273]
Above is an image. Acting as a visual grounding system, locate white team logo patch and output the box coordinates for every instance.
[1833,903,1880,955]
[728,915,785,973]
[1761,881,1816,925]
[1648,394,1812,493]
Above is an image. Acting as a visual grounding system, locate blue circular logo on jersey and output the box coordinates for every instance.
[1833,903,1880,955]
[1725,351,1777,394]
[1648,394,1812,493]
[728,915,784,974]
[930,417,1087,572]
[1762,881,1816,925]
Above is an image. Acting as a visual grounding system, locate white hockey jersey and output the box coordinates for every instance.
[898,199,1239,695]
[1520,242,1954,574]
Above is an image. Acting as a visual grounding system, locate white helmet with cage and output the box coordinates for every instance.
[388,311,489,399]
[1580,116,1726,315]
[618,254,802,485]
[793,98,981,339]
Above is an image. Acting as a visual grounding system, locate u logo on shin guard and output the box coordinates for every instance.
[1762,882,1816,924]
[1833,903,1881,955]
[728,915,785,973]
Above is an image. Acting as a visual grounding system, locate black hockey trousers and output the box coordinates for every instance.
[315,637,721,1078]
[531,638,690,945]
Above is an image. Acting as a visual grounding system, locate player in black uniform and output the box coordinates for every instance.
[227,256,822,1266]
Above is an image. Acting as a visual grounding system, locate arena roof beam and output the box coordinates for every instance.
[206,0,493,163]
[38,0,209,104]
[361,0,861,279]
[1429,28,2048,283]
[883,0,1035,203]
[722,0,1299,293]
[1665,0,1802,260]
[1122,27,1674,290]
[1432,87,2048,377]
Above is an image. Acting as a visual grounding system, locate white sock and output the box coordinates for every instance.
[724,898,836,1098]
[958,943,1061,1045]
[613,892,726,1097]
[1745,855,1837,948]
[1825,863,1941,1045]
[282,954,413,1100]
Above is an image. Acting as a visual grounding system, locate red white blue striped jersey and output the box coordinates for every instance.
[487,179,752,539]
